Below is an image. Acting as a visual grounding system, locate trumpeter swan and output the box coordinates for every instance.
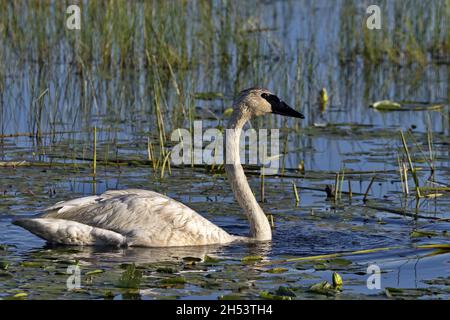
[13,88,304,247]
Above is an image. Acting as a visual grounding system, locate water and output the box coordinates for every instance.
[0,0,449,299]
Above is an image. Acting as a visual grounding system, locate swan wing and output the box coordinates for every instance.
[13,218,127,247]
[38,189,233,247]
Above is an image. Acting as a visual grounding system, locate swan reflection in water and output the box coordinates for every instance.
[27,241,274,266]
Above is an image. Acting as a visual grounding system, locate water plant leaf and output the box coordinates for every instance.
[370,100,444,112]
[328,258,352,267]
[156,267,176,274]
[241,255,263,263]
[265,267,288,274]
[424,193,443,198]
[0,271,13,278]
[56,259,78,266]
[332,272,343,288]
[370,100,402,111]
[223,108,234,118]
[194,92,224,100]
[275,286,297,297]
[313,262,328,270]
[160,276,186,287]
[400,103,445,111]
[204,255,220,263]
[259,290,292,300]
[219,294,244,300]
[384,287,437,298]
[0,261,9,270]
[416,244,450,251]
[312,258,352,271]
[103,290,115,299]
[281,244,449,265]
[116,264,142,289]
[410,230,437,238]
[308,281,335,295]
[423,276,450,286]
[20,261,44,268]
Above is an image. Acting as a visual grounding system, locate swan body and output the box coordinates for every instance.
[14,88,304,247]
[14,189,236,247]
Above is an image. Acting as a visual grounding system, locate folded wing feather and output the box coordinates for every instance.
[30,189,234,247]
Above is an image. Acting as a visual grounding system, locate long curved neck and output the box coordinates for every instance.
[225,108,272,241]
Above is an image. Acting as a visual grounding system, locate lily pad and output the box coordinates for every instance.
[103,290,115,299]
[370,100,402,111]
[423,277,450,286]
[259,290,293,300]
[327,258,352,269]
[0,270,13,278]
[410,230,437,238]
[0,261,9,270]
[219,294,244,300]
[160,276,186,287]
[12,292,28,299]
[204,255,220,263]
[241,255,263,263]
[370,100,445,112]
[265,267,288,274]
[116,264,142,289]
[20,261,44,268]
[275,286,297,297]
[384,287,438,298]
[156,267,176,274]
[308,281,336,295]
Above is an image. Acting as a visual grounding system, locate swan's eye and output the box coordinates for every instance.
[261,93,280,105]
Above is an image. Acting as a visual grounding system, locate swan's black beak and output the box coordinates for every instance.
[262,93,305,119]
[272,101,305,119]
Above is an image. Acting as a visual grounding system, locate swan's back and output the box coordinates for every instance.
[16,189,234,247]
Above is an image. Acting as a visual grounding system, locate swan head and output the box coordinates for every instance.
[234,87,304,119]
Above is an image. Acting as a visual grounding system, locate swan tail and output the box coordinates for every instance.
[13,218,128,247]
